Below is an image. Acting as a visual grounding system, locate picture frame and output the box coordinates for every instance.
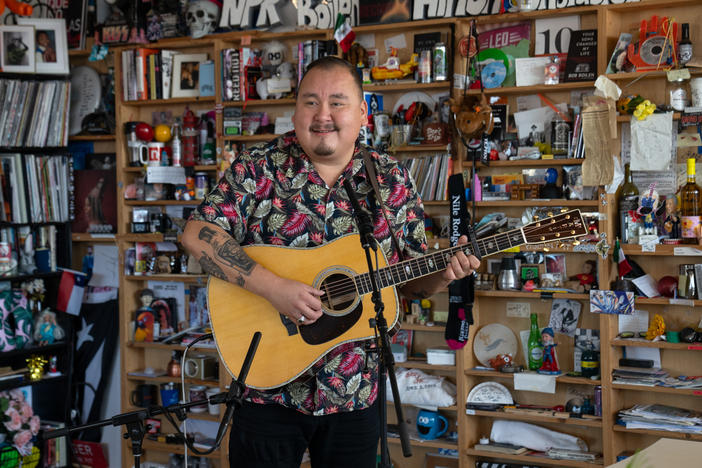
[520,264,542,283]
[0,25,35,73]
[17,18,69,74]
[171,53,208,98]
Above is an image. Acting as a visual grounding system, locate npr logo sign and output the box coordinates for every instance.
[412,0,641,19]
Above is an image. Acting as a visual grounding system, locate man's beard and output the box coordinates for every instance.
[310,125,338,156]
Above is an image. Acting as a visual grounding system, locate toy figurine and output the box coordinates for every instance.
[569,260,598,292]
[33,310,65,345]
[538,327,560,374]
[660,195,681,239]
[134,288,155,342]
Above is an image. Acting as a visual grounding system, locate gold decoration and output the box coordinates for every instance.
[26,355,47,381]
[646,314,666,340]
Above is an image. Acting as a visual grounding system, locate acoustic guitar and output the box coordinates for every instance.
[208,209,588,389]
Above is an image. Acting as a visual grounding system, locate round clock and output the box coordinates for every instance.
[466,381,514,405]
[70,66,102,136]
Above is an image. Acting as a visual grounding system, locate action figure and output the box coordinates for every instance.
[570,260,598,292]
[134,288,155,342]
[538,327,560,375]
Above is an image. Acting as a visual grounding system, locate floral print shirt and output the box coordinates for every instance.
[192,131,427,415]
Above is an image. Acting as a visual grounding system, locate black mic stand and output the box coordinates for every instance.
[343,180,412,466]
[44,332,261,468]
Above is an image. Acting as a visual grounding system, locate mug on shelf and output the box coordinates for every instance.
[131,383,158,408]
[147,142,165,167]
[189,385,208,413]
[416,410,448,440]
[160,382,180,407]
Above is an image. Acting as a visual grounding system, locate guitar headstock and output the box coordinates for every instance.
[522,210,588,245]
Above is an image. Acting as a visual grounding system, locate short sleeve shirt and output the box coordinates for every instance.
[191,131,427,415]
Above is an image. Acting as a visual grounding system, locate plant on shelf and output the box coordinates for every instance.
[0,388,40,456]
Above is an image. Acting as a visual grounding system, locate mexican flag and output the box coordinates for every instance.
[334,14,355,53]
[613,239,632,278]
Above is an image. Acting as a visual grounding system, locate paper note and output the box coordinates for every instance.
[146,166,187,184]
[384,34,406,52]
[89,245,119,288]
[630,113,674,171]
[513,104,568,139]
[625,346,661,368]
[632,274,660,298]
[618,309,649,334]
[514,57,551,87]
[514,372,556,394]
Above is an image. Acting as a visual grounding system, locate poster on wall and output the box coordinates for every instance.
[49,0,87,50]
[359,0,412,25]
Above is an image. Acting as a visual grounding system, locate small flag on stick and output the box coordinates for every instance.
[57,268,88,316]
[613,239,632,278]
[334,14,355,53]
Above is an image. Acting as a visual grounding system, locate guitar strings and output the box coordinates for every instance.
[316,217,582,301]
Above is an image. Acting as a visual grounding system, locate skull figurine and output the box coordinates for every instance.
[185,0,220,39]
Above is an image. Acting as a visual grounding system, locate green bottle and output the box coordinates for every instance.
[527,313,543,370]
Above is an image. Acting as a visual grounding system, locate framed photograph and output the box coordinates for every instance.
[17,18,69,74]
[520,264,542,283]
[0,25,35,73]
[171,53,208,98]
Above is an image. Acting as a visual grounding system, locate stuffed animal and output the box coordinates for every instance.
[450,94,494,139]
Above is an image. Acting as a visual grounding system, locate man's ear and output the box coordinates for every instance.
[360,99,368,125]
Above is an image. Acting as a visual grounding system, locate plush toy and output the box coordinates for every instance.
[450,93,494,139]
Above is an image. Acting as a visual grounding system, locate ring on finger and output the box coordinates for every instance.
[298,315,306,324]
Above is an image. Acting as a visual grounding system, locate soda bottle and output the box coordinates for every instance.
[527,313,543,370]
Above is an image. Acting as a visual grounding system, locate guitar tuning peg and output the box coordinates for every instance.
[547,211,554,217]
[543,247,550,252]
[572,240,581,246]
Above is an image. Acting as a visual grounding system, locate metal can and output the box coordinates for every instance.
[194,172,209,200]
[419,50,432,83]
[432,42,447,81]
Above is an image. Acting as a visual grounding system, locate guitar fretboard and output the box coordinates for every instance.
[353,228,526,295]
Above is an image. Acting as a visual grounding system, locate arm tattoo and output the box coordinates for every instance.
[198,253,228,281]
[198,226,217,243]
[214,239,255,275]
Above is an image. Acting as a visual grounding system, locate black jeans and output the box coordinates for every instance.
[228,400,380,468]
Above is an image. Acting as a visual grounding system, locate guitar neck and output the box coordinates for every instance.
[353,227,526,295]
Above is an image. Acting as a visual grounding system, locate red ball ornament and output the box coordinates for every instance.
[657,275,678,298]
[135,122,154,142]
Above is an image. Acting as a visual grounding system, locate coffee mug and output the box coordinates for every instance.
[160,383,179,407]
[205,387,220,416]
[189,385,208,413]
[131,383,158,407]
[147,142,165,167]
[416,410,448,440]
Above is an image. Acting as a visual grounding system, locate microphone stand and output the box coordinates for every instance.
[343,180,412,467]
[44,332,261,468]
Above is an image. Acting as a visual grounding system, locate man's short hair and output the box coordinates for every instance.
[297,56,363,100]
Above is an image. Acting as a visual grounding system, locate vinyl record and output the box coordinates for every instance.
[639,36,671,65]
[481,61,507,89]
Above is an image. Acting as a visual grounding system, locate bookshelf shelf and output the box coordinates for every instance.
[123,164,217,173]
[125,274,207,283]
[128,341,218,353]
[388,144,449,153]
[475,200,599,207]
[124,200,202,206]
[121,96,216,107]
[611,426,702,442]
[223,133,278,142]
[467,410,603,428]
[621,244,702,257]
[222,98,295,107]
[463,449,603,467]
[71,233,116,243]
[362,81,450,92]
[611,339,702,351]
[464,369,601,386]
[463,158,584,167]
[68,134,116,141]
[387,437,457,450]
[400,359,456,373]
[0,373,68,392]
[475,291,590,300]
[612,384,702,396]
[466,81,595,96]
[126,374,218,387]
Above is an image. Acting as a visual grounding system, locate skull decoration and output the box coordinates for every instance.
[262,41,286,67]
[185,0,220,39]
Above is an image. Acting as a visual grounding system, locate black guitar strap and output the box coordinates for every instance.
[446,173,474,349]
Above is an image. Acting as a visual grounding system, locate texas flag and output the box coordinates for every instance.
[57,268,88,316]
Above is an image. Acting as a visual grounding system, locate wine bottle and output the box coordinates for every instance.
[679,23,693,66]
[680,158,701,242]
[617,163,639,243]
[527,313,543,371]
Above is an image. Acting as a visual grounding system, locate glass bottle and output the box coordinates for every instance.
[171,119,182,167]
[668,77,690,111]
[679,23,693,66]
[680,158,701,242]
[527,313,543,370]
[617,163,640,243]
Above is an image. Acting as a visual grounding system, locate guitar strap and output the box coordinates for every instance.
[361,149,405,261]
[446,173,474,350]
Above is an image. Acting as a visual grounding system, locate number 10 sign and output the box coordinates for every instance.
[534,15,581,56]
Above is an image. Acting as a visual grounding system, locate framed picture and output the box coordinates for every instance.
[0,25,35,73]
[17,18,69,74]
[171,53,208,98]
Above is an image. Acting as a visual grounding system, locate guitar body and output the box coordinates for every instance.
[208,233,399,390]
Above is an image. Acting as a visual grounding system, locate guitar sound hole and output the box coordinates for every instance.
[320,273,356,314]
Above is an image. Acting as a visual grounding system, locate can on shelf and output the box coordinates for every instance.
[419,50,432,83]
[195,172,209,199]
[432,42,447,81]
